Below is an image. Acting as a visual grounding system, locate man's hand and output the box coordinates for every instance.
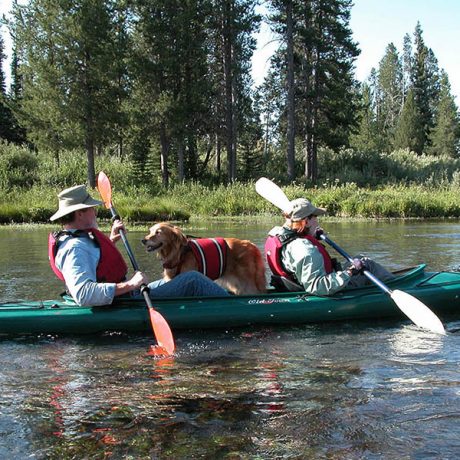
[110,219,126,243]
[314,227,325,239]
[129,270,149,289]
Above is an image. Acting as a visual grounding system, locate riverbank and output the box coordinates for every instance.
[1,182,460,224]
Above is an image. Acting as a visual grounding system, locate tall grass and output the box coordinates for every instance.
[1,141,460,222]
[316,147,460,186]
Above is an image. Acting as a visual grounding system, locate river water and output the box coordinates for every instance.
[1,220,460,459]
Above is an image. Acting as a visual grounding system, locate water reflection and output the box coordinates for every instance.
[1,222,460,457]
[389,325,445,357]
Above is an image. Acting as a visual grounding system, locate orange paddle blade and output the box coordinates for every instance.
[96,171,112,209]
[149,308,176,355]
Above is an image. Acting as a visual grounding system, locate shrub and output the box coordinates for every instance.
[0,141,39,189]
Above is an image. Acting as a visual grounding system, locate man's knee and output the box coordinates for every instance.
[179,271,206,283]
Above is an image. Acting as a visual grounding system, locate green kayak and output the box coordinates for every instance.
[1,265,460,335]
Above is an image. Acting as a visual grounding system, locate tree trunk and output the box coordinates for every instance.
[286,0,296,181]
[223,0,234,182]
[86,132,96,188]
[231,76,238,180]
[215,134,221,172]
[177,141,184,182]
[202,137,213,171]
[263,112,270,164]
[159,123,170,187]
[117,136,123,157]
[188,135,198,179]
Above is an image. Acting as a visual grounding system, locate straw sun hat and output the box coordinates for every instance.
[50,185,103,221]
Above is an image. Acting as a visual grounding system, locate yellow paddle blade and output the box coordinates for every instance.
[96,171,112,209]
[391,290,446,335]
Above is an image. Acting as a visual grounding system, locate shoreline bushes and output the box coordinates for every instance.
[1,141,460,223]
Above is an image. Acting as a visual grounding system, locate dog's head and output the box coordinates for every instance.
[142,222,188,259]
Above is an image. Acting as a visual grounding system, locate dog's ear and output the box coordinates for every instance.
[170,225,188,245]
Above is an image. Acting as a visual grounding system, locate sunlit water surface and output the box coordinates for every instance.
[1,220,460,459]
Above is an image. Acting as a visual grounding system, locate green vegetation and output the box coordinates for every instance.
[1,142,460,223]
[1,2,459,223]
[2,2,458,190]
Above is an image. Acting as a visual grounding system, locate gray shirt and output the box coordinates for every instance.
[55,231,116,306]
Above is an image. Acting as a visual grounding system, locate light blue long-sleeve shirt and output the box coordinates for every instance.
[270,226,351,296]
[55,231,116,306]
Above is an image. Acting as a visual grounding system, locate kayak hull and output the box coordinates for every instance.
[1,265,460,335]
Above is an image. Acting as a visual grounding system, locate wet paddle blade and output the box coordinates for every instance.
[149,308,175,355]
[255,177,292,213]
[391,289,446,335]
[96,171,112,209]
[256,178,446,336]
[97,171,176,354]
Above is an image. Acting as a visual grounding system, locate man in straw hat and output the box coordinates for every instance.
[265,197,394,295]
[49,185,228,306]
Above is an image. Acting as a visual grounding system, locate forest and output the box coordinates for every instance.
[0,0,459,192]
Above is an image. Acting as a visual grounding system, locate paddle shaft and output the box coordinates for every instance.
[319,234,392,295]
[255,177,445,334]
[108,206,152,303]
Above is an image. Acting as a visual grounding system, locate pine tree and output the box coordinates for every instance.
[0,34,5,96]
[254,68,283,172]
[210,0,260,182]
[411,22,440,153]
[0,33,16,142]
[428,71,460,157]
[267,0,359,182]
[393,88,424,153]
[377,43,403,150]
[350,82,380,152]
[12,0,129,186]
[401,33,412,105]
[0,33,10,140]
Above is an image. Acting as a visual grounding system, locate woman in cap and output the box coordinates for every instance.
[49,185,228,306]
[265,197,394,295]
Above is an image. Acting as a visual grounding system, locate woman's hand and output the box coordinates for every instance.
[347,258,366,276]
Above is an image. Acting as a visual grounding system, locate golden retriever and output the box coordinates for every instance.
[142,222,266,295]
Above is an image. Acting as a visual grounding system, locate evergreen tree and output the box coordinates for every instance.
[0,33,10,136]
[128,0,215,185]
[12,0,129,186]
[350,82,380,152]
[377,43,403,150]
[428,71,460,157]
[411,22,440,152]
[401,33,412,105]
[0,35,10,141]
[254,67,283,171]
[393,88,424,153]
[267,0,359,182]
[0,33,17,142]
[0,34,5,96]
[209,0,260,182]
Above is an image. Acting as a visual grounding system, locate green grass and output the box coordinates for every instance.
[1,141,460,222]
[1,181,460,224]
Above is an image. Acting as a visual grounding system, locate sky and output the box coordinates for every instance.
[1,0,460,100]
[252,0,460,100]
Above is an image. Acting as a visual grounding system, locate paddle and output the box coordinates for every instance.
[255,177,446,335]
[97,171,176,355]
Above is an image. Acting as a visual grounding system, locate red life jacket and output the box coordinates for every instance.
[48,228,128,283]
[265,232,333,278]
[188,238,228,280]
